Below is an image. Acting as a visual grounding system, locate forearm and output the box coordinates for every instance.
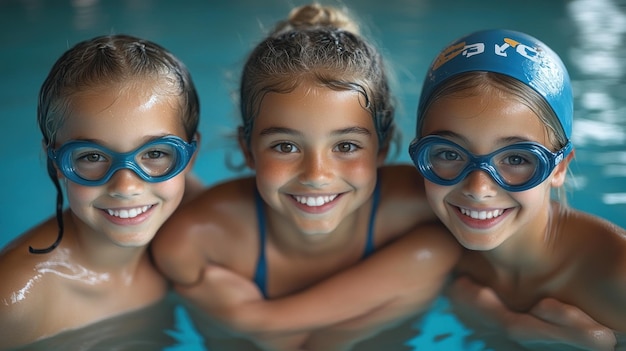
[447,276,617,351]
[231,254,449,334]
[302,276,443,351]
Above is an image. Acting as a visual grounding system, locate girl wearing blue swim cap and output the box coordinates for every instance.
[410,29,626,347]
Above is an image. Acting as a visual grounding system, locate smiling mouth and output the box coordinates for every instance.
[106,205,153,219]
[292,194,338,207]
[459,207,504,220]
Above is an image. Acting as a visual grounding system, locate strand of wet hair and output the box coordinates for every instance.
[29,159,64,254]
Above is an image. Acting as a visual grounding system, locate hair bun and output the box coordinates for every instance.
[272,3,359,36]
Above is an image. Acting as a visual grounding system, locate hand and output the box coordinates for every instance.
[519,297,616,351]
[449,276,616,351]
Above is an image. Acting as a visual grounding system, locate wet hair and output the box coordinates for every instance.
[238,3,396,153]
[32,34,200,254]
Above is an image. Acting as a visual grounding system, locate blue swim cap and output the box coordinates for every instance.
[417,29,573,140]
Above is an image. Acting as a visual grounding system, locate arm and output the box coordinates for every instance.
[301,223,460,351]
[150,197,209,286]
[447,276,617,351]
[180,222,459,339]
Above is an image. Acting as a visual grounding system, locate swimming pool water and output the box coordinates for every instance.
[1,0,625,349]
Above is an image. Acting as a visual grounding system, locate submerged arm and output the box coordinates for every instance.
[447,276,617,351]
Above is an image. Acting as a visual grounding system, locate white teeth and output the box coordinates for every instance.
[106,205,151,219]
[293,194,338,207]
[460,207,503,220]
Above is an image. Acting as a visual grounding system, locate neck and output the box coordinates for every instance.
[266,198,372,258]
[65,211,151,273]
[478,201,562,281]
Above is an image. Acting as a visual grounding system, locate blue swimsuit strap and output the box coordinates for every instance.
[253,188,269,298]
[253,177,381,298]
[363,178,380,259]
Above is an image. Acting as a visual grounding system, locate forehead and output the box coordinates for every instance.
[422,88,550,147]
[255,83,373,131]
[56,81,186,148]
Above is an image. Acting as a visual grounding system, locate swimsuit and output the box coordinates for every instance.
[253,180,381,298]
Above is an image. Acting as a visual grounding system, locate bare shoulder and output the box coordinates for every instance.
[0,222,57,347]
[557,206,626,330]
[374,164,437,239]
[151,176,259,283]
[156,177,256,238]
[559,205,626,254]
[0,219,59,294]
[391,221,462,269]
[557,204,626,277]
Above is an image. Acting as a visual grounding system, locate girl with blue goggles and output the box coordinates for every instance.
[48,135,197,187]
[408,28,626,341]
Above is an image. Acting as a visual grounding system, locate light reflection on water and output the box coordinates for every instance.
[567,0,626,207]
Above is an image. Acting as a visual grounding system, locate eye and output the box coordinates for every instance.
[504,154,526,166]
[334,142,360,153]
[143,149,169,160]
[272,142,299,153]
[499,151,535,167]
[77,152,107,163]
[433,149,462,161]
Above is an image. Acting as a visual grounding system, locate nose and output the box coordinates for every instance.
[107,169,144,198]
[461,170,498,200]
[299,151,332,188]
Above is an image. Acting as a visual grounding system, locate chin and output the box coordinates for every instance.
[111,234,155,248]
[456,235,501,251]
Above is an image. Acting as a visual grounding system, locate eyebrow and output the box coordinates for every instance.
[259,126,372,137]
[58,134,177,148]
[432,130,534,144]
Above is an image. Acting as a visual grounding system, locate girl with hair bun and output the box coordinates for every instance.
[152,3,459,350]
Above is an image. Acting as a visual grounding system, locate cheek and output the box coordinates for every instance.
[341,149,380,172]
[423,181,447,203]
[157,177,187,204]
[254,157,292,183]
[344,160,378,184]
[65,183,99,206]
[64,183,102,220]
[512,184,552,208]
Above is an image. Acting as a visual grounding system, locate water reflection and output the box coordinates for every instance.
[567,0,626,205]
[71,0,100,30]
[11,294,181,351]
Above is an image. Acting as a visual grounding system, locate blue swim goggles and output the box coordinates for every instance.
[408,135,573,192]
[48,136,197,186]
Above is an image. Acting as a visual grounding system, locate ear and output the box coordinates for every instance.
[187,132,202,169]
[237,126,256,170]
[43,139,64,180]
[551,148,574,187]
